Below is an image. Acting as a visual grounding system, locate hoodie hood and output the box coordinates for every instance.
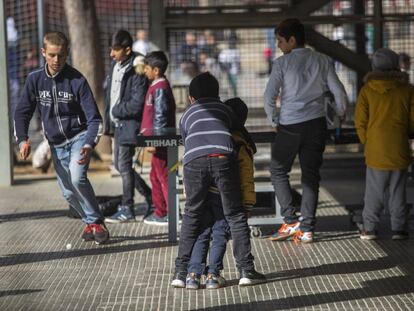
[364,70,409,94]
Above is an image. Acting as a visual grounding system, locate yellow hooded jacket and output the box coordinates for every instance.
[354,71,414,170]
[208,131,256,208]
[233,131,256,208]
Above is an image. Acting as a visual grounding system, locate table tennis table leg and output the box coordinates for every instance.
[167,146,178,243]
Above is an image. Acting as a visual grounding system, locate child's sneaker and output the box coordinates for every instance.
[268,222,300,241]
[171,271,186,288]
[360,230,377,240]
[392,231,409,240]
[90,223,110,245]
[293,230,313,243]
[105,205,135,223]
[143,196,154,219]
[81,224,94,242]
[143,213,168,226]
[205,273,226,289]
[185,273,200,290]
[238,269,266,286]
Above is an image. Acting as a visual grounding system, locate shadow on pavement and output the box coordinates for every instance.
[192,276,413,311]
[104,233,168,244]
[0,210,68,221]
[0,202,151,222]
[13,176,57,185]
[225,256,401,287]
[0,289,44,298]
[0,240,175,267]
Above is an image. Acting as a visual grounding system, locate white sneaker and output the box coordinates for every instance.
[360,230,377,240]
[171,272,186,288]
[171,279,185,288]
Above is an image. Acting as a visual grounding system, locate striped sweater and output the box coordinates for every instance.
[180,98,235,165]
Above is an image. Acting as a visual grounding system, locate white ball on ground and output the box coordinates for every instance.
[66,243,72,250]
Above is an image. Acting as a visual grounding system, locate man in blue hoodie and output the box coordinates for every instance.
[14,31,109,245]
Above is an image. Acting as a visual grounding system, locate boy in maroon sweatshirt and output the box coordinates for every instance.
[141,51,176,225]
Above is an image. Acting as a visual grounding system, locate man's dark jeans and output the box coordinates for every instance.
[270,117,327,232]
[114,136,151,209]
[176,156,254,273]
[187,192,231,276]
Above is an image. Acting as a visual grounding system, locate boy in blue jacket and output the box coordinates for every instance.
[14,31,109,244]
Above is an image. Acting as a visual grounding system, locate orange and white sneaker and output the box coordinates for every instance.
[268,222,300,241]
[293,230,313,244]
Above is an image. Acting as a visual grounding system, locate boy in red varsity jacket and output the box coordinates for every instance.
[141,51,176,225]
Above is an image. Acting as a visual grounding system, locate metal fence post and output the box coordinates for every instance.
[37,0,45,66]
[374,0,383,50]
[0,0,14,186]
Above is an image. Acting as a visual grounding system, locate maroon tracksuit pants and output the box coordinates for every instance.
[150,150,168,217]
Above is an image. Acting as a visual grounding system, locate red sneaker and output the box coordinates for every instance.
[90,223,110,245]
[81,224,94,242]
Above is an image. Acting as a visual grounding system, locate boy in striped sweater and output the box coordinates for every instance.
[172,72,265,288]
[185,97,258,290]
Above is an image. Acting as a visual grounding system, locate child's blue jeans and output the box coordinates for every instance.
[188,191,231,276]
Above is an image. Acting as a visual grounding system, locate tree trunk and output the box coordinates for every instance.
[63,0,111,156]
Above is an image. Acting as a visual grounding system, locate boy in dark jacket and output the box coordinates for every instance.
[172,72,265,288]
[14,32,109,244]
[104,30,152,223]
[141,51,176,225]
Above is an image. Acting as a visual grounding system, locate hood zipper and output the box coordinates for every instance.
[52,79,69,143]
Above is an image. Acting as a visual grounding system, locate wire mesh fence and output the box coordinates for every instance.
[5,0,414,138]
[5,0,150,147]
[168,28,275,119]
[165,0,414,122]
[6,0,150,88]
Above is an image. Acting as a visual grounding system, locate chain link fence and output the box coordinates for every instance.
[5,0,414,152]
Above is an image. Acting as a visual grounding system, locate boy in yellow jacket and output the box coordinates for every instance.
[355,48,414,240]
[184,98,256,290]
